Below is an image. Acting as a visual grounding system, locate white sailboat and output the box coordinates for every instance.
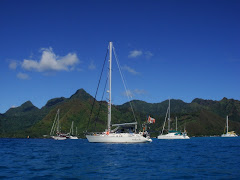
[50,109,67,140]
[221,115,238,137]
[86,42,152,143]
[157,99,190,139]
[67,121,78,139]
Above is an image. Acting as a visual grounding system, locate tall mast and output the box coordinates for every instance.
[71,121,74,135]
[57,109,60,133]
[176,117,177,131]
[226,115,228,133]
[168,99,171,131]
[107,42,113,132]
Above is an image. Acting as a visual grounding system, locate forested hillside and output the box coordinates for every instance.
[1,89,240,138]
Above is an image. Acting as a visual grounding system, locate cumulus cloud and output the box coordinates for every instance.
[133,89,147,95]
[128,49,154,59]
[121,65,139,75]
[123,89,147,97]
[88,61,96,70]
[22,48,79,72]
[123,90,134,98]
[128,50,143,58]
[17,72,29,80]
[145,51,154,59]
[9,61,18,70]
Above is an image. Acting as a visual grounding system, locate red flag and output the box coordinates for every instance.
[148,116,155,124]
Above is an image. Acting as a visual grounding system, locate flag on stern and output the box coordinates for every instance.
[148,116,155,124]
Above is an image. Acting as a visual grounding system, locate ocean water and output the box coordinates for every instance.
[0,137,240,179]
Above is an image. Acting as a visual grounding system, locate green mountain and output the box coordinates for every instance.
[0,101,40,136]
[0,96,66,137]
[21,89,140,138]
[119,98,240,137]
[192,98,240,122]
[0,88,240,138]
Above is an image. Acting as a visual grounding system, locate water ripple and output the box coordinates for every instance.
[0,137,240,179]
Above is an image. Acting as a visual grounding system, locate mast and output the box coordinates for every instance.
[176,117,177,131]
[168,99,171,131]
[71,121,74,135]
[107,42,113,132]
[226,115,228,133]
[57,109,60,133]
[50,109,59,136]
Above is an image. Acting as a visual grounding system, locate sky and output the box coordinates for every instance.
[0,0,239,113]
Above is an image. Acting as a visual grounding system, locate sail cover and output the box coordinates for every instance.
[112,122,137,127]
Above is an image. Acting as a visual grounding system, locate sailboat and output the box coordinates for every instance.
[50,109,67,140]
[157,99,190,139]
[86,42,152,143]
[67,121,78,139]
[221,115,238,137]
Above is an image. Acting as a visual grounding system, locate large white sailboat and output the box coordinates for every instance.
[86,42,152,143]
[157,99,190,140]
[50,109,67,140]
[221,115,238,137]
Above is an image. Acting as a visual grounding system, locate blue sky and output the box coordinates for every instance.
[0,0,239,113]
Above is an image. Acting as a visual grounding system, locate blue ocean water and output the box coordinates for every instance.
[0,137,240,179]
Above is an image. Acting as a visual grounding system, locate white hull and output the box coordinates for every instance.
[86,43,151,144]
[51,136,67,140]
[222,116,237,137]
[221,133,238,137]
[86,133,152,143]
[158,132,190,139]
[68,136,78,139]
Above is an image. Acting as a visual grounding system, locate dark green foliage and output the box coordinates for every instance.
[1,101,40,134]
[69,88,94,101]
[45,97,66,107]
[118,98,240,136]
[0,96,67,137]
[191,98,240,122]
[1,89,240,138]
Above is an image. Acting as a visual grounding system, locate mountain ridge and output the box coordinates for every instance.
[0,88,240,138]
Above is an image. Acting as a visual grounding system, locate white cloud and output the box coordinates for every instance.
[123,90,134,98]
[145,51,153,59]
[17,72,29,80]
[122,65,139,75]
[128,50,154,59]
[133,89,147,95]
[22,48,79,72]
[9,61,18,70]
[128,50,143,58]
[123,89,147,98]
[88,61,96,70]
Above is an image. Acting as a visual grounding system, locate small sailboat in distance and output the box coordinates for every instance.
[221,115,238,137]
[67,121,78,139]
[50,109,67,140]
[157,99,190,139]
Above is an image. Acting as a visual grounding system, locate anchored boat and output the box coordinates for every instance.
[67,121,78,139]
[86,42,152,143]
[50,109,67,140]
[157,99,190,139]
[221,116,238,137]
